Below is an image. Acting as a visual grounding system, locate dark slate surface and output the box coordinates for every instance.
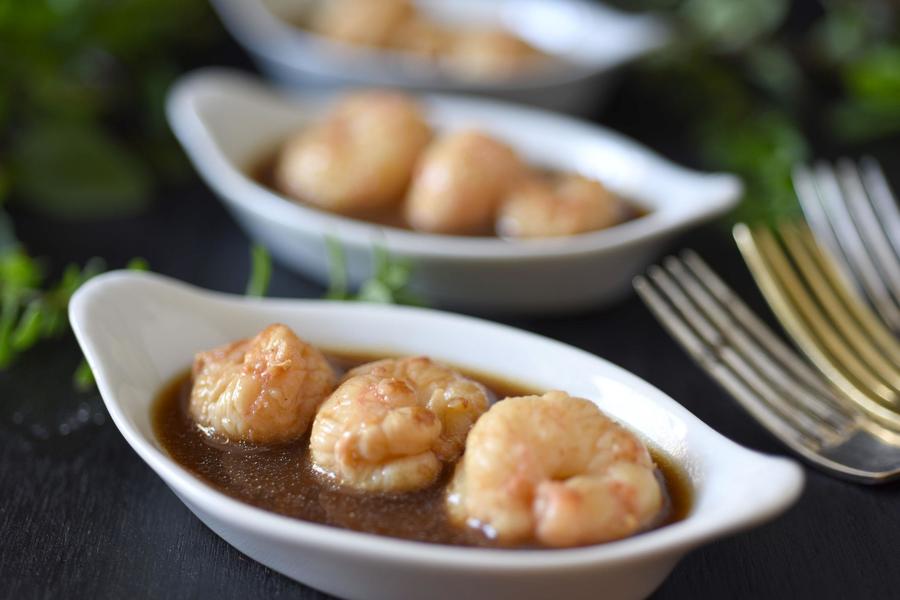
[4,177,900,600]
[2,42,899,600]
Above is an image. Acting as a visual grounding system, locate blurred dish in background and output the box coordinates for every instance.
[308,0,550,81]
[166,69,740,314]
[209,0,670,113]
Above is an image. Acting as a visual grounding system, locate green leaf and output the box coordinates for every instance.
[245,244,272,297]
[324,236,350,300]
[13,122,152,220]
[356,280,395,304]
[812,1,868,63]
[126,257,150,271]
[829,99,900,142]
[843,45,900,109]
[72,358,95,392]
[321,238,424,306]
[11,300,44,350]
[680,0,789,51]
[744,43,804,104]
[0,290,18,368]
[0,249,44,290]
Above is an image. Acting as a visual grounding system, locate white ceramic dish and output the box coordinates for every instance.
[210,0,670,113]
[70,271,803,600]
[167,69,742,314]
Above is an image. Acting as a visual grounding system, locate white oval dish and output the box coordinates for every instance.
[166,68,742,314]
[70,271,802,600]
[210,0,671,113]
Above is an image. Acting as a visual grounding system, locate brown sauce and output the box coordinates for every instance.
[247,149,648,237]
[152,351,691,549]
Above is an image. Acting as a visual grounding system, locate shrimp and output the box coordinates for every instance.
[405,130,525,234]
[310,357,490,492]
[497,174,626,238]
[447,391,662,547]
[390,17,452,58]
[189,324,336,444]
[445,29,545,80]
[276,91,432,213]
[347,357,491,461]
[312,0,414,48]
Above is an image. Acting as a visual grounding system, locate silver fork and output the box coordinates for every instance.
[634,250,900,483]
[793,157,900,332]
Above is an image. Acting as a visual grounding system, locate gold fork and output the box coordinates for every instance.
[634,250,900,483]
[734,223,900,432]
[792,158,900,332]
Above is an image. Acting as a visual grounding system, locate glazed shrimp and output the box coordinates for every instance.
[390,17,452,58]
[276,91,432,213]
[312,0,414,47]
[497,174,626,238]
[190,324,336,444]
[447,391,662,547]
[446,29,545,80]
[310,357,490,492]
[347,357,491,461]
[405,130,525,234]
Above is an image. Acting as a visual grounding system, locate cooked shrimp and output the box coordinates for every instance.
[276,91,432,213]
[312,0,414,47]
[497,174,626,238]
[347,357,491,460]
[189,324,336,444]
[447,391,662,547]
[445,29,544,80]
[390,17,452,58]
[310,357,490,492]
[405,130,525,234]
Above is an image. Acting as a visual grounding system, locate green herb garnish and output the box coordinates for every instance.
[245,244,273,298]
[325,237,424,306]
[610,0,900,224]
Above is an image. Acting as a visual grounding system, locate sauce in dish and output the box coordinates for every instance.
[153,345,691,549]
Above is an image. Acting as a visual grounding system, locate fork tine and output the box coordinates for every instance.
[663,254,853,431]
[735,224,900,431]
[637,257,900,483]
[778,222,900,377]
[813,162,900,330]
[754,226,900,398]
[836,158,900,307]
[681,249,836,398]
[792,225,900,368]
[644,264,843,443]
[793,165,858,290]
[634,273,826,453]
[860,157,900,262]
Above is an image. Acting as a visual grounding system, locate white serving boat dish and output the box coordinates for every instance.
[70,271,803,600]
[210,0,671,113]
[167,69,742,314]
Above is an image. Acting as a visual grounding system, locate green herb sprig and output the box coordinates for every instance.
[612,0,900,225]
[245,244,273,298]
[0,249,104,370]
[324,237,424,306]
[0,0,222,219]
